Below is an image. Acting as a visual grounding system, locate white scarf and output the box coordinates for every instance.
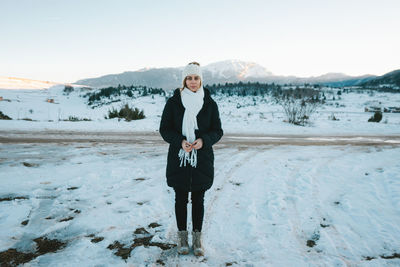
[178,86,204,168]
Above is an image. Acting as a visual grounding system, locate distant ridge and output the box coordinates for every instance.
[4,60,398,90]
[75,59,379,89]
[0,76,84,90]
[361,69,400,87]
[0,76,60,90]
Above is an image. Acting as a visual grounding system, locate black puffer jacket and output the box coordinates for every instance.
[159,88,223,192]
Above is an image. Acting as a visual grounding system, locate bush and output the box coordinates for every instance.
[107,104,145,121]
[328,113,339,121]
[368,111,382,122]
[0,111,12,120]
[63,116,91,122]
[274,88,322,125]
[64,85,74,94]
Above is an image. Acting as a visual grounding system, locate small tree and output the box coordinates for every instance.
[368,111,382,122]
[274,88,321,125]
[63,85,74,94]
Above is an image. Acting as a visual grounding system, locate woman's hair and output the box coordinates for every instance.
[181,62,201,91]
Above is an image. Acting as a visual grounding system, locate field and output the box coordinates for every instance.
[1,134,400,266]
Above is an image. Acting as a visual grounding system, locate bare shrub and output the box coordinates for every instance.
[274,88,322,125]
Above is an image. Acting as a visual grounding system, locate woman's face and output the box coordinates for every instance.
[185,75,201,92]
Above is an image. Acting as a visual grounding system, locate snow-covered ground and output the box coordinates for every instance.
[1,142,400,266]
[1,86,400,135]
[1,86,400,266]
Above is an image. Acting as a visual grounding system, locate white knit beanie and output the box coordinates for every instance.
[182,63,203,84]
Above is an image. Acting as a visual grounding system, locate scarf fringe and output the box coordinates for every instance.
[178,148,197,168]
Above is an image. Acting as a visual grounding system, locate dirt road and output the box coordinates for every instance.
[1,130,400,146]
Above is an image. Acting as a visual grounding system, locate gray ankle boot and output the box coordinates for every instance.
[177,230,189,255]
[192,231,204,256]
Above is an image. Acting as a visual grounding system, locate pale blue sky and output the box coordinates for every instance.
[1,0,399,83]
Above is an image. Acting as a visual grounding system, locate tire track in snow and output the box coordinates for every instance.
[203,147,255,230]
[306,151,356,266]
[200,147,256,263]
[283,149,355,265]
[282,156,310,258]
[311,150,356,266]
[234,147,286,265]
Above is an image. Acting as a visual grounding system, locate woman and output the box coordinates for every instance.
[159,62,223,256]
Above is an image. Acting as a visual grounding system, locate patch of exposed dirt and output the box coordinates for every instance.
[0,195,29,202]
[67,186,79,190]
[381,253,400,259]
[0,237,67,266]
[59,216,74,222]
[107,226,175,261]
[0,248,36,267]
[364,252,400,261]
[306,231,320,248]
[85,234,105,243]
[148,222,161,228]
[22,162,39,167]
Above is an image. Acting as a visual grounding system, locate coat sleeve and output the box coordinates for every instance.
[201,100,223,149]
[159,99,186,148]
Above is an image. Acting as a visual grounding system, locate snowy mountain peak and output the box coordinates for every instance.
[137,67,153,72]
[313,73,349,80]
[203,59,273,79]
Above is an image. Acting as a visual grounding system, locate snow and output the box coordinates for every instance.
[1,87,400,135]
[1,85,400,265]
[1,143,400,266]
[203,60,273,79]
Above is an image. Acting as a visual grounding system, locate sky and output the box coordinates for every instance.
[1,0,399,83]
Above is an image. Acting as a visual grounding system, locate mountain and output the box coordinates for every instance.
[76,68,182,90]
[311,73,376,87]
[2,60,393,90]
[76,60,274,90]
[76,60,380,89]
[360,69,400,87]
[203,59,273,79]
[0,76,60,90]
[0,76,84,90]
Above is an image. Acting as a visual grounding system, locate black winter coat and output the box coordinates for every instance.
[159,88,223,192]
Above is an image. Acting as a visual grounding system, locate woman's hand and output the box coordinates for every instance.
[192,138,203,150]
[182,140,193,153]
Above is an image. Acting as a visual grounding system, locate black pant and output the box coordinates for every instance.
[174,188,206,232]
